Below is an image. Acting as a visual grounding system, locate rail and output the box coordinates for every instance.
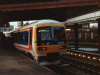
[62,49,100,74]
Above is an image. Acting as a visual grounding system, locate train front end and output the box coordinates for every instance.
[34,23,67,65]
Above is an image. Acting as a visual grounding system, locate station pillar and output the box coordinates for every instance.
[98,19,100,52]
[74,23,78,50]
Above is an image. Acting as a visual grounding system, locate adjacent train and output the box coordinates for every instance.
[13,19,67,65]
[66,28,98,43]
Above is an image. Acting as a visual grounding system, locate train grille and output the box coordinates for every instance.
[47,52,59,62]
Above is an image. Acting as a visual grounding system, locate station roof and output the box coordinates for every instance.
[63,10,100,25]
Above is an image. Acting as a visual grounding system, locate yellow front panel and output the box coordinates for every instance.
[33,23,67,55]
[34,44,67,55]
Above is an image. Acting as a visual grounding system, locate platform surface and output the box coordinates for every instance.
[68,45,100,57]
[0,49,57,75]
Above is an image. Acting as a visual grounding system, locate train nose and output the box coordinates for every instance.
[46,52,59,62]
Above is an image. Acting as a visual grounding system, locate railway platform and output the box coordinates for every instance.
[66,45,100,68]
[0,49,56,75]
[68,44,100,57]
[61,45,100,74]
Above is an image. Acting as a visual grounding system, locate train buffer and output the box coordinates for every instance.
[0,49,57,75]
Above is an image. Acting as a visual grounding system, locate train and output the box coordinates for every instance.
[66,28,98,43]
[11,19,67,65]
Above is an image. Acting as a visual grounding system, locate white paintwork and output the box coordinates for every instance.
[14,43,29,48]
[13,19,62,31]
[64,10,100,25]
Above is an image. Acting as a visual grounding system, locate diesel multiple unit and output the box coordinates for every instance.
[13,19,67,65]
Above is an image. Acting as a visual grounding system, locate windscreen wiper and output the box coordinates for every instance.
[45,33,52,40]
[55,29,65,39]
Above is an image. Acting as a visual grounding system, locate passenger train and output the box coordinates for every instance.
[13,19,67,65]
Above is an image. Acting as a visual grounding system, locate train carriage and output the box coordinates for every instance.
[13,19,67,65]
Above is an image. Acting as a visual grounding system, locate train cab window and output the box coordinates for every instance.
[20,33,23,42]
[52,26,66,40]
[25,33,28,43]
[37,27,52,41]
[37,26,67,46]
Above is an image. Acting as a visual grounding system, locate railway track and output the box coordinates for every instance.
[16,49,88,75]
[15,49,100,75]
[45,63,91,75]
[44,64,74,75]
[16,50,75,75]
[16,50,73,74]
[61,55,100,75]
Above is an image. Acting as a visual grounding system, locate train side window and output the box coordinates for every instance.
[25,33,28,43]
[16,34,17,42]
[20,33,23,42]
[17,33,20,43]
[30,30,32,45]
[14,34,17,42]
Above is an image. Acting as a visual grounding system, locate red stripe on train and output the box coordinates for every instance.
[14,44,32,50]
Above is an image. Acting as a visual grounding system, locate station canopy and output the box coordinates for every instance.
[63,10,100,25]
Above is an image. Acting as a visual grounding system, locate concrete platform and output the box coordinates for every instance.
[68,45,98,51]
[0,49,57,75]
[68,45,100,58]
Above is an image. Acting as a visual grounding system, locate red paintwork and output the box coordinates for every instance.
[14,27,33,51]
[0,0,98,11]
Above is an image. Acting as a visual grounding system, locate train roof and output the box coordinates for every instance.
[14,19,62,31]
[35,19,61,25]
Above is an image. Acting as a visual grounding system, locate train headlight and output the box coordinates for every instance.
[67,52,70,54]
[83,55,86,58]
[93,57,97,60]
[59,46,62,49]
[79,54,81,56]
[99,58,100,61]
[87,56,91,59]
[59,45,67,49]
[38,47,47,51]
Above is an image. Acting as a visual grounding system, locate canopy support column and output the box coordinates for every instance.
[74,23,78,50]
[98,19,100,52]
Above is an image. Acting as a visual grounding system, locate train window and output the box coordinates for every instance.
[25,33,28,43]
[30,30,32,45]
[20,33,23,42]
[79,33,81,39]
[91,32,93,39]
[14,34,17,42]
[52,26,66,40]
[17,33,20,43]
[37,26,67,46]
[16,34,17,42]
[37,27,51,41]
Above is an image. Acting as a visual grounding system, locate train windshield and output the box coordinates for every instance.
[37,26,67,46]
[52,26,66,40]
